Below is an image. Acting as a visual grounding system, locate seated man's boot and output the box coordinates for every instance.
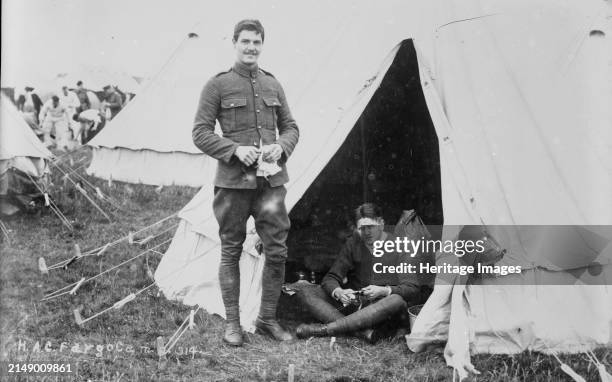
[327,294,407,336]
[295,323,329,338]
[223,321,243,346]
[257,260,295,342]
[255,318,295,342]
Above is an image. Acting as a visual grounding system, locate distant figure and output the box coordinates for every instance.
[75,108,106,144]
[75,81,91,112]
[102,85,123,119]
[39,95,70,149]
[59,85,80,140]
[16,86,43,124]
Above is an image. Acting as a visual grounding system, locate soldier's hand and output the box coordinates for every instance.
[362,285,390,300]
[261,144,283,162]
[334,288,357,306]
[234,146,261,166]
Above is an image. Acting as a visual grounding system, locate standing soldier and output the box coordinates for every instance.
[75,81,91,112]
[102,85,123,120]
[192,19,299,346]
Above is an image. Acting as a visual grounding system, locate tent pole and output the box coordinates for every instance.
[360,119,367,203]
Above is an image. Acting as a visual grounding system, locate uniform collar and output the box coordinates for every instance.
[233,61,259,78]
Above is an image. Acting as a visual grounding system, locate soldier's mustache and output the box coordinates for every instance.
[244,51,259,55]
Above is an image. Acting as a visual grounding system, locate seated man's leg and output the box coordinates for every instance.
[297,294,407,341]
[296,287,376,341]
[295,286,344,323]
[328,294,407,334]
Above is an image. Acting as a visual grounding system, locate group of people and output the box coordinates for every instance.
[16,82,125,150]
[193,19,431,347]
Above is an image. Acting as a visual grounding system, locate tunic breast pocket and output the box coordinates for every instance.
[262,96,281,129]
[220,97,247,131]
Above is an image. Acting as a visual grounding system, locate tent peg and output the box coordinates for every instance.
[96,243,110,256]
[69,277,86,295]
[74,244,82,258]
[38,257,49,274]
[156,336,166,358]
[73,308,84,326]
[188,310,195,330]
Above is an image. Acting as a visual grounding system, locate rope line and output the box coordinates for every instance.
[24,173,73,230]
[53,161,122,210]
[83,213,177,255]
[163,306,201,355]
[74,283,157,325]
[50,162,112,222]
[43,217,178,272]
[41,239,172,301]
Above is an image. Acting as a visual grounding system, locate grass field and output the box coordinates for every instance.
[1,147,610,381]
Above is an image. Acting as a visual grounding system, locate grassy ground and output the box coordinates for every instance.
[1,147,611,381]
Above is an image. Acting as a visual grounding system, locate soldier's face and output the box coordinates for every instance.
[358,222,384,246]
[234,30,263,66]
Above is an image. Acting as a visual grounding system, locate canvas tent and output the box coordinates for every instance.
[147,0,611,375]
[85,34,217,187]
[0,95,52,215]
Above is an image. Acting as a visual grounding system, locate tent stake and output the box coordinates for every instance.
[38,257,49,274]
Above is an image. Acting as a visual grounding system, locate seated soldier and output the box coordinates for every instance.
[295,203,431,343]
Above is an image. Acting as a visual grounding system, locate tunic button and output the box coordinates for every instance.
[258,125,262,129]
[255,94,259,97]
[252,80,256,84]
[230,103,234,106]
[256,109,260,113]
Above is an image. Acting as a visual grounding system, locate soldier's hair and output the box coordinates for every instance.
[233,19,265,42]
[51,95,59,102]
[354,203,383,222]
[76,81,83,86]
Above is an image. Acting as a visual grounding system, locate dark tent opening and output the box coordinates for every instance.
[286,39,442,281]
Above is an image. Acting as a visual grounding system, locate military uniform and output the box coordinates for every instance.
[193,61,299,337]
[295,233,432,342]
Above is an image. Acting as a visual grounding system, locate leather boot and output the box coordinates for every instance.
[295,323,329,338]
[223,321,243,346]
[257,260,294,342]
[219,256,242,346]
[326,294,407,336]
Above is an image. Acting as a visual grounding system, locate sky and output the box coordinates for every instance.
[1,0,231,87]
[2,0,610,90]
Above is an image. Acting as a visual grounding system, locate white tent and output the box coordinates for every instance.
[0,95,52,215]
[85,34,217,187]
[145,0,610,375]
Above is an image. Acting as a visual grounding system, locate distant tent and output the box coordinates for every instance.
[102,0,607,375]
[86,33,214,187]
[0,95,52,215]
